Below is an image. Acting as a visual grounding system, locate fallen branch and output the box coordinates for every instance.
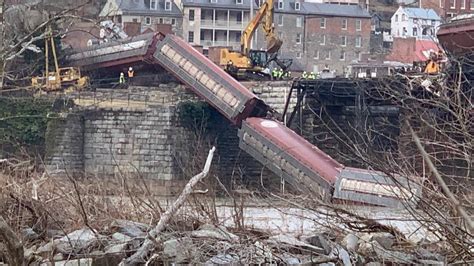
[0,216,24,266]
[122,146,216,265]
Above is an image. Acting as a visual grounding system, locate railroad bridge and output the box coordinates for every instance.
[45,33,423,207]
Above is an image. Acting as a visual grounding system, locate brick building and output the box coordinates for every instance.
[302,4,371,74]
[398,0,474,19]
[442,0,474,18]
[182,0,371,74]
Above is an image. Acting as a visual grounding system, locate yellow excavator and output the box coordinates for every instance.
[32,26,89,92]
[219,0,292,80]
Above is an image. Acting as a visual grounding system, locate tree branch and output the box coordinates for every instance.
[122,146,216,265]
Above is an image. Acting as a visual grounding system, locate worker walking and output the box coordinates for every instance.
[119,72,125,84]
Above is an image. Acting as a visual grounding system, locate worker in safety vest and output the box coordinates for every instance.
[424,52,440,74]
[119,72,125,84]
[309,72,316,79]
[277,69,283,79]
[271,68,278,80]
[302,71,308,79]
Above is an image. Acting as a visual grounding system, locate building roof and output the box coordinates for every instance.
[182,0,371,18]
[401,7,440,20]
[301,3,370,18]
[386,37,442,63]
[105,0,182,17]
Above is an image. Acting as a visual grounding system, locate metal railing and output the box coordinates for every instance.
[200,19,248,29]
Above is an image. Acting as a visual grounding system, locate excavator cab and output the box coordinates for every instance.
[249,50,269,68]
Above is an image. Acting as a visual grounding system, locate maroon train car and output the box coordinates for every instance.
[152,34,268,125]
[238,117,343,200]
[239,117,422,207]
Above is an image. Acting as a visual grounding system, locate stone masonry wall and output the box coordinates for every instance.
[45,113,84,176]
[45,82,294,192]
[243,81,296,114]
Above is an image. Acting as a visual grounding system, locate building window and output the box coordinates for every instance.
[278,0,284,9]
[171,18,176,25]
[340,51,345,61]
[413,18,418,23]
[296,52,302,58]
[402,14,407,21]
[296,33,302,44]
[165,0,172,10]
[278,14,283,26]
[236,32,241,42]
[236,0,243,4]
[355,36,361,47]
[189,10,195,21]
[211,0,217,2]
[320,34,326,45]
[314,50,319,59]
[471,0,474,9]
[356,19,361,31]
[395,14,398,22]
[355,51,361,61]
[431,20,436,26]
[341,36,347,46]
[145,17,151,25]
[413,27,418,36]
[325,51,331,60]
[461,0,466,8]
[188,31,194,42]
[440,0,444,7]
[151,0,157,9]
[159,18,164,24]
[296,17,302,27]
[320,18,326,28]
[133,18,138,22]
[450,0,455,8]
[295,1,300,10]
[402,27,407,36]
[278,32,283,39]
[257,0,263,7]
[342,19,347,30]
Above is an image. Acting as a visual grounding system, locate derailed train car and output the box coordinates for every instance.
[152,34,268,125]
[66,33,162,70]
[67,31,422,207]
[238,117,422,207]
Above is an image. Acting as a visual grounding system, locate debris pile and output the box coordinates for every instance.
[13,219,448,265]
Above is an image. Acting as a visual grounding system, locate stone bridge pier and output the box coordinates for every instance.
[44,82,295,193]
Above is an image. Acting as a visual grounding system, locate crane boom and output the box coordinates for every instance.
[241,0,282,56]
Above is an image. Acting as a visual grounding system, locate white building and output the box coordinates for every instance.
[391,7,441,40]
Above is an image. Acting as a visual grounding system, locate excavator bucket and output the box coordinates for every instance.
[266,36,283,54]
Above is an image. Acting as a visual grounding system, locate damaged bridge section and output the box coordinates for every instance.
[66,33,422,208]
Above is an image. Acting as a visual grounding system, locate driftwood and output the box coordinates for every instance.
[122,146,216,265]
[0,216,24,266]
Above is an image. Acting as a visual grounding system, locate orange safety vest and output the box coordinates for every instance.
[424,61,439,74]
[128,70,134,78]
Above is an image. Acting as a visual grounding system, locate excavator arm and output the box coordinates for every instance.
[241,0,283,56]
